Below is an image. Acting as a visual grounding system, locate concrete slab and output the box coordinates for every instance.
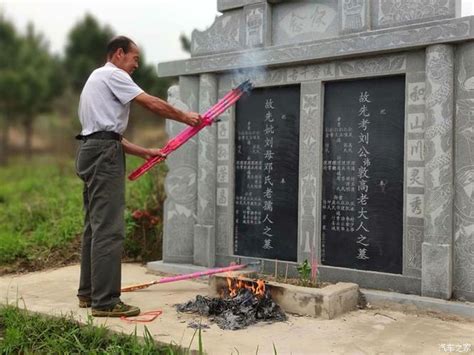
[1,264,474,354]
[362,288,474,320]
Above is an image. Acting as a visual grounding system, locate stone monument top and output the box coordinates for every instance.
[190,0,462,56]
[158,0,468,77]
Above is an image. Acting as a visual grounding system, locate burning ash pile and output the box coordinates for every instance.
[175,277,287,330]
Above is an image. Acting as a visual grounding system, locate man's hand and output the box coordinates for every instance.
[122,138,167,160]
[144,148,166,160]
[182,112,202,127]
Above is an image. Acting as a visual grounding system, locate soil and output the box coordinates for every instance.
[0,235,150,277]
[0,235,82,276]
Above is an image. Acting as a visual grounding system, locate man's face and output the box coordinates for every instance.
[115,44,140,75]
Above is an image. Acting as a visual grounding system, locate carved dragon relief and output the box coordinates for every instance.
[378,0,451,26]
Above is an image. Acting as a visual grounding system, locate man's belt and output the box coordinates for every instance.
[76,131,122,141]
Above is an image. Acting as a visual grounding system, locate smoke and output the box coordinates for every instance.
[230,50,269,87]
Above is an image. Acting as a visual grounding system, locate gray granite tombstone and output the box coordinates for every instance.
[149,0,474,302]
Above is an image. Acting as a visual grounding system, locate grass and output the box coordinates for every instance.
[0,157,83,268]
[0,304,196,354]
[0,155,167,272]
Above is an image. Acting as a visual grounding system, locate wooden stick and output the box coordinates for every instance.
[121,262,257,292]
[285,263,289,282]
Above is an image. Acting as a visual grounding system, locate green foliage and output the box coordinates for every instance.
[0,15,22,115]
[0,232,25,264]
[296,259,312,287]
[64,14,114,92]
[0,305,186,354]
[0,157,83,266]
[17,25,58,115]
[0,17,66,158]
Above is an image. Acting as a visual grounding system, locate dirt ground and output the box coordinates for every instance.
[1,263,473,354]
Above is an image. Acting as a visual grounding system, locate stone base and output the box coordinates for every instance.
[146,261,210,276]
[209,274,359,319]
[422,242,452,299]
[362,288,474,320]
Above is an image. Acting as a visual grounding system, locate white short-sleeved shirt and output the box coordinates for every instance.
[78,62,144,135]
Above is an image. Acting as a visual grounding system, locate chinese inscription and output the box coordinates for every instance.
[322,76,405,273]
[234,86,300,261]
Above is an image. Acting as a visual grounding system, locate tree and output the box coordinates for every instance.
[0,18,65,161]
[10,24,65,158]
[0,15,21,165]
[179,33,191,54]
[64,14,114,92]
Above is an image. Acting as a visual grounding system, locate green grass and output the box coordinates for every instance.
[0,155,167,269]
[0,157,83,265]
[0,304,193,354]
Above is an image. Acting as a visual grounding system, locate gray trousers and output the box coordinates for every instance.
[75,139,125,309]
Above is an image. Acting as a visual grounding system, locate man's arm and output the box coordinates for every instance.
[121,138,164,160]
[134,93,201,127]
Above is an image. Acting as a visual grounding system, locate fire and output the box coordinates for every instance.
[226,275,266,298]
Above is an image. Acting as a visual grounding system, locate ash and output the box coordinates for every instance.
[175,288,287,330]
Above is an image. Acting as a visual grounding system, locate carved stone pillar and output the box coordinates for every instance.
[453,42,474,302]
[194,74,218,267]
[163,77,199,264]
[422,44,454,299]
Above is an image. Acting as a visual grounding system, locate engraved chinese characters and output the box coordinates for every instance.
[322,76,405,273]
[234,86,300,261]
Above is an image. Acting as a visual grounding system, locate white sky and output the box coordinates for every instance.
[1,0,474,66]
[0,0,219,64]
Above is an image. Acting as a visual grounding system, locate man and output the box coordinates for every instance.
[75,36,201,317]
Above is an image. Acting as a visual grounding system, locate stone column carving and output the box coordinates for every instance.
[298,82,322,263]
[340,0,369,34]
[194,74,218,267]
[244,3,271,48]
[215,76,234,257]
[163,77,199,264]
[422,44,454,299]
[453,42,474,302]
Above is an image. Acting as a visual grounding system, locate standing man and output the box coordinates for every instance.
[75,36,201,317]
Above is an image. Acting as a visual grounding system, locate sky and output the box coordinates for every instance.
[0,0,219,64]
[1,0,474,66]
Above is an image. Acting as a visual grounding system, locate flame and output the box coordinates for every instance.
[226,275,266,298]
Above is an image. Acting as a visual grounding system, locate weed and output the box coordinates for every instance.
[297,259,312,287]
[0,304,186,354]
